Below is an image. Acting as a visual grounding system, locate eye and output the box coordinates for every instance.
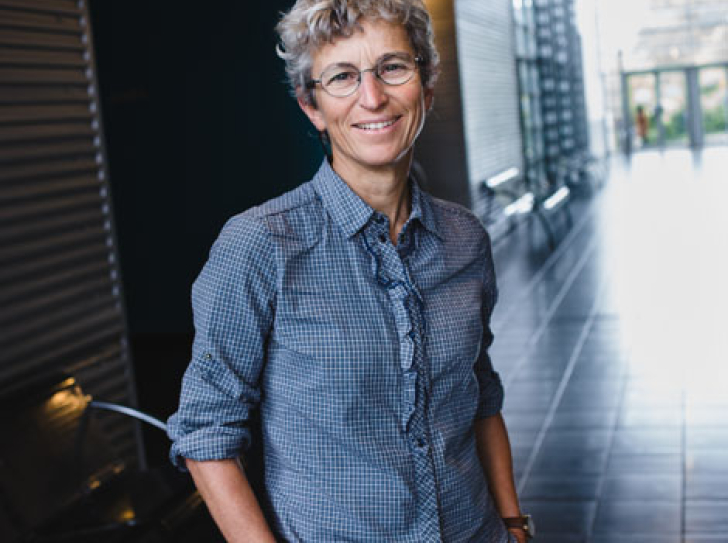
[381,62,407,74]
[326,70,358,86]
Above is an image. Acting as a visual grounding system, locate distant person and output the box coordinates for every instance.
[168,0,532,542]
[636,105,649,145]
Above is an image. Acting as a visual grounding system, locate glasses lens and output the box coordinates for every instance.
[321,65,360,96]
[376,55,416,85]
[318,55,418,97]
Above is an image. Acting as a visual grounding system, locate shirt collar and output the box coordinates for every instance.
[409,175,443,240]
[312,159,443,240]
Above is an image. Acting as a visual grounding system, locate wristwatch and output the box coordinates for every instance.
[502,514,535,539]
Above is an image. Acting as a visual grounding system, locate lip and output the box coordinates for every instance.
[352,115,402,132]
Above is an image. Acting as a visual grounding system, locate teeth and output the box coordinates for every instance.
[357,119,396,130]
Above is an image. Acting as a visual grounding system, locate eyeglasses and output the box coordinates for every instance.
[307,53,422,98]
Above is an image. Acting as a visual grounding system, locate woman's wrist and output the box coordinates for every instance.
[503,514,534,540]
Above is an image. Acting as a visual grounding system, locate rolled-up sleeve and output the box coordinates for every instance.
[167,214,276,469]
[474,233,504,419]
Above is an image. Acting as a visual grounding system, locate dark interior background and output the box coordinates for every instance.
[88,0,321,465]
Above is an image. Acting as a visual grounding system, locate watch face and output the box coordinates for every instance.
[525,514,535,537]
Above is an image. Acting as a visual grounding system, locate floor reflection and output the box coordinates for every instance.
[491,146,728,543]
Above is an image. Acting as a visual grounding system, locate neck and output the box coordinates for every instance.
[331,154,413,242]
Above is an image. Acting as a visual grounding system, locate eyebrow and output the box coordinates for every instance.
[321,51,413,71]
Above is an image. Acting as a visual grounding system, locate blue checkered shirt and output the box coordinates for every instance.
[168,160,511,542]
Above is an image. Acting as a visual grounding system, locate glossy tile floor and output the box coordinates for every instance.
[491,147,728,543]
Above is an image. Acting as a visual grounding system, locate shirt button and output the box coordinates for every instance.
[379,234,388,243]
[416,437,427,448]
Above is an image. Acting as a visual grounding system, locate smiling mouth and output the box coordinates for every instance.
[353,117,401,131]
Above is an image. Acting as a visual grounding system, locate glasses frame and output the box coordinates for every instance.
[306,54,424,98]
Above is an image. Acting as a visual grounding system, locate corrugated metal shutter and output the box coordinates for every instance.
[455,0,524,203]
[0,0,142,467]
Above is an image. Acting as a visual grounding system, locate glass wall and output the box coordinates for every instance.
[700,66,728,144]
[624,64,728,150]
[513,0,547,188]
[627,73,658,146]
[513,0,589,195]
[659,71,688,145]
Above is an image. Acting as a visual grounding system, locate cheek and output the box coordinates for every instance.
[404,94,426,131]
[314,97,352,132]
[405,87,426,114]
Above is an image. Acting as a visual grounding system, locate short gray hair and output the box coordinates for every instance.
[276,0,440,105]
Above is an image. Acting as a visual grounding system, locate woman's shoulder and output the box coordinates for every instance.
[239,181,319,222]
[427,195,491,244]
[217,181,324,252]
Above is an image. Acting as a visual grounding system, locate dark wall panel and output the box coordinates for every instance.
[0,0,141,467]
[88,0,323,464]
[415,0,471,208]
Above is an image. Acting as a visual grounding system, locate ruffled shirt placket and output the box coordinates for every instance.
[361,216,443,542]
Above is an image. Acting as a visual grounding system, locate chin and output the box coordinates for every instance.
[362,155,399,167]
[358,147,412,169]
[357,157,403,171]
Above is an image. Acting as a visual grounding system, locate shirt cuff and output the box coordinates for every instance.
[167,415,251,470]
[474,370,505,419]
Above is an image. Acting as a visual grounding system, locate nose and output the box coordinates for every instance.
[357,70,388,110]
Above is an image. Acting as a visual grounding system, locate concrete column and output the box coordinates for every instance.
[655,72,665,146]
[686,67,703,149]
[620,71,632,154]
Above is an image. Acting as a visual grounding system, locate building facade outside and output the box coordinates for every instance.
[592,0,728,150]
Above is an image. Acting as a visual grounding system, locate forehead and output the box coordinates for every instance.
[311,18,414,71]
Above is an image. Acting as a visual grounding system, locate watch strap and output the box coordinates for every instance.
[503,515,533,538]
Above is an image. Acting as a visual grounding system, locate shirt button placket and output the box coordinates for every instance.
[378,231,442,541]
[406,299,442,541]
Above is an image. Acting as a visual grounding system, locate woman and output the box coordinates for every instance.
[168,1,531,541]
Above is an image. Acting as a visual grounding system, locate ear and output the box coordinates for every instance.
[297,91,327,132]
[424,86,435,113]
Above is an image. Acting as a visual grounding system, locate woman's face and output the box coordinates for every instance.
[299,18,433,178]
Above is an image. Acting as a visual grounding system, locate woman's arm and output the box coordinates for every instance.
[186,458,276,543]
[475,413,527,543]
[169,217,279,541]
